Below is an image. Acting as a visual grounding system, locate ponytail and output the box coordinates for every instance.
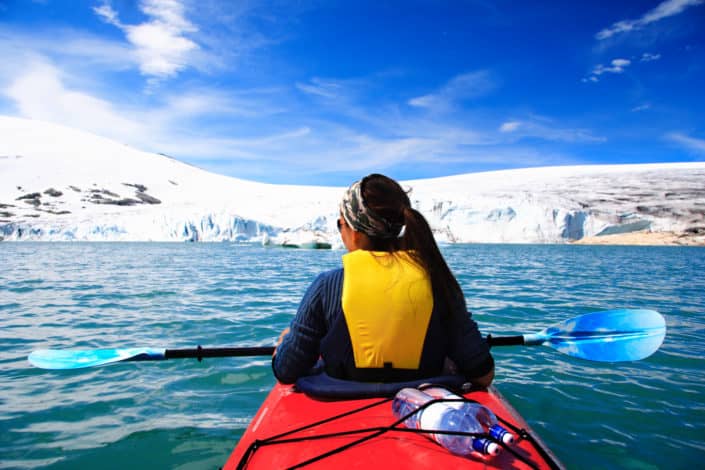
[359,175,463,315]
[401,206,463,313]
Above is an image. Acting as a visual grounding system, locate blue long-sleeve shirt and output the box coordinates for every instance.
[272,267,493,384]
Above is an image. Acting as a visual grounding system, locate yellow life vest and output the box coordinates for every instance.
[341,250,434,370]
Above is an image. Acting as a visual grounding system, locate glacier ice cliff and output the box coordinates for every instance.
[1,116,704,245]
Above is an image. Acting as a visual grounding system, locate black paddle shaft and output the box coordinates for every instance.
[165,346,276,361]
[163,337,524,362]
[487,335,525,347]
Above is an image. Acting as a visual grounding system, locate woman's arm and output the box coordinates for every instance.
[272,274,329,384]
[445,294,495,387]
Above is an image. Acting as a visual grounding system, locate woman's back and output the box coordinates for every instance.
[273,174,494,387]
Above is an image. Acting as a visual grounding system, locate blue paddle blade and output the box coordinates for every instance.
[28,348,166,369]
[524,309,666,362]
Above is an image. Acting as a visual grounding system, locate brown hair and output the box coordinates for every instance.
[359,174,462,313]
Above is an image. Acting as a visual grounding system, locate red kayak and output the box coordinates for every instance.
[224,383,563,469]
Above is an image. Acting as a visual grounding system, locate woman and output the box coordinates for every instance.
[273,174,494,387]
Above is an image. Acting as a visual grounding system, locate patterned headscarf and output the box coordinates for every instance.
[339,178,404,239]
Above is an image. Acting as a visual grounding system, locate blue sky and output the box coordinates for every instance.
[1,0,704,185]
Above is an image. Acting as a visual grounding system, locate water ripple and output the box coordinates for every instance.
[1,243,703,469]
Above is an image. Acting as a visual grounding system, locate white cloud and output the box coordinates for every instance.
[159,89,286,118]
[146,127,314,165]
[641,52,662,62]
[408,70,497,111]
[0,57,305,166]
[3,60,144,139]
[0,19,600,181]
[583,53,661,84]
[595,58,631,74]
[0,56,597,179]
[583,58,631,82]
[93,3,120,26]
[596,0,704,40]
[339,135,437,170]
[408,95,434,108]
[94,0,199,79]
[632,103,652,112]
[668,132,705,154]
[296,78,344,99]
[503,119,605,144]
[0,27,135,72]
[499,121,521,133]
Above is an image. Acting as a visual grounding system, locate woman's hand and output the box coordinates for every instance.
[470,366,495,388]
[273,327,290,356]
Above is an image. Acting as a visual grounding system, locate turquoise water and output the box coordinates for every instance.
[1,243,703,469]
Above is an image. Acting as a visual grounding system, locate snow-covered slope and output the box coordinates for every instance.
[1,116,704,244]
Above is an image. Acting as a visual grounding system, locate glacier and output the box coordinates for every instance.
[1,115,704,245]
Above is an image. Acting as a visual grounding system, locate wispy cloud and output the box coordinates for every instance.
[146,127,314,166]
[668,132,705,154]
[268,130,577,177]
[632,103,652,112]
[596,0,704,40]
[296,78,345,100]
[0,27,135,72]
[0,40,602,182]
[408,70,497,111]
[583,58,631,82]
[582,52,662,83]
[158,87,288,118]
[0,8,605,183]
[641,52,662,62]
[499,121,521,133]
[0,56,597,182]
[93,3,120,25]
[94,0,199,82]
[3,59,145,139]
[497,117,605,144]
[0,56,300,165]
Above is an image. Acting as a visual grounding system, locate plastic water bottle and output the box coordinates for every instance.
[392,388,500,456]
[423,386,515,445]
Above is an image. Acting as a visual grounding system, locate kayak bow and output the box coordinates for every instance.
[224,383,564,469]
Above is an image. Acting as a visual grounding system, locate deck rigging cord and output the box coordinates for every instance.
[234,393,562,470]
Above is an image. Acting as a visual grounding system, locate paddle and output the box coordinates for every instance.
[486,308,666,362]
[27,346,276,370]
[28,308,665,370]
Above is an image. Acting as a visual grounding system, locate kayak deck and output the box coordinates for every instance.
[224,383,563,469]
